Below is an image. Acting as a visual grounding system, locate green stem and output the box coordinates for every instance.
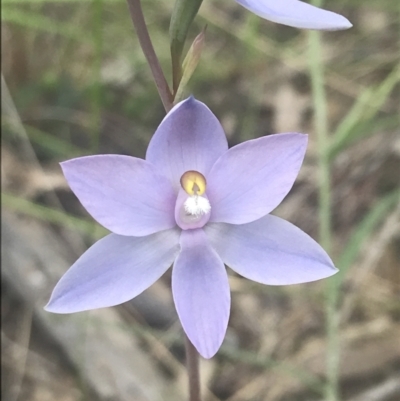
[308,17,339,401]
[125,0,173,111]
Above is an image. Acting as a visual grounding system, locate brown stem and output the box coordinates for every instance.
[185,335,201,401]
[125,0,173,111]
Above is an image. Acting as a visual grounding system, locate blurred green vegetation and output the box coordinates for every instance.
[2,0,398,228]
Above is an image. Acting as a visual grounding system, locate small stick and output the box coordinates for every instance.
[185,335,201,401]
[125,0,173,111]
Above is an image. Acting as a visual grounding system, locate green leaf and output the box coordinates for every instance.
[25,125,85,158]
[337,190,400,278]
[2,7,90,42]
[2,193,107,239]
[329,67,400,159]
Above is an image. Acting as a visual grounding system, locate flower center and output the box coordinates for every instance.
[180,171,211,218]
[174,170,211,230]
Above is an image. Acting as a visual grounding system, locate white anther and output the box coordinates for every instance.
[183,195,211,217]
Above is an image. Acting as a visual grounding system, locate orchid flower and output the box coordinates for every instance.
[236,0,352,30]
[46,97,337,358]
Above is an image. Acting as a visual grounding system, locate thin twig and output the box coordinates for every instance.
[125,0,173,111]
[185,335,201,401]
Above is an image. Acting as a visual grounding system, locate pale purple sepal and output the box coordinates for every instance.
[61,155,177,237]
[146,97,228,192]
[207,133,307,225]
[172,229,230,359]
[205,215,337,285]
[236,0,352,30]
[45,228,180,313]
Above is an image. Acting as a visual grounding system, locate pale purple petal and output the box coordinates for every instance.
[45,228,180,313]
[146,97,228,192]
[172,229,230,358]
[207,133,307,225]
[61,155,177,236]
[236,0,352,30]
[205,215,337,285]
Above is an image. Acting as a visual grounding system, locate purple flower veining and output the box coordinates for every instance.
[236,0,352,30]
[45,97,337,358]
